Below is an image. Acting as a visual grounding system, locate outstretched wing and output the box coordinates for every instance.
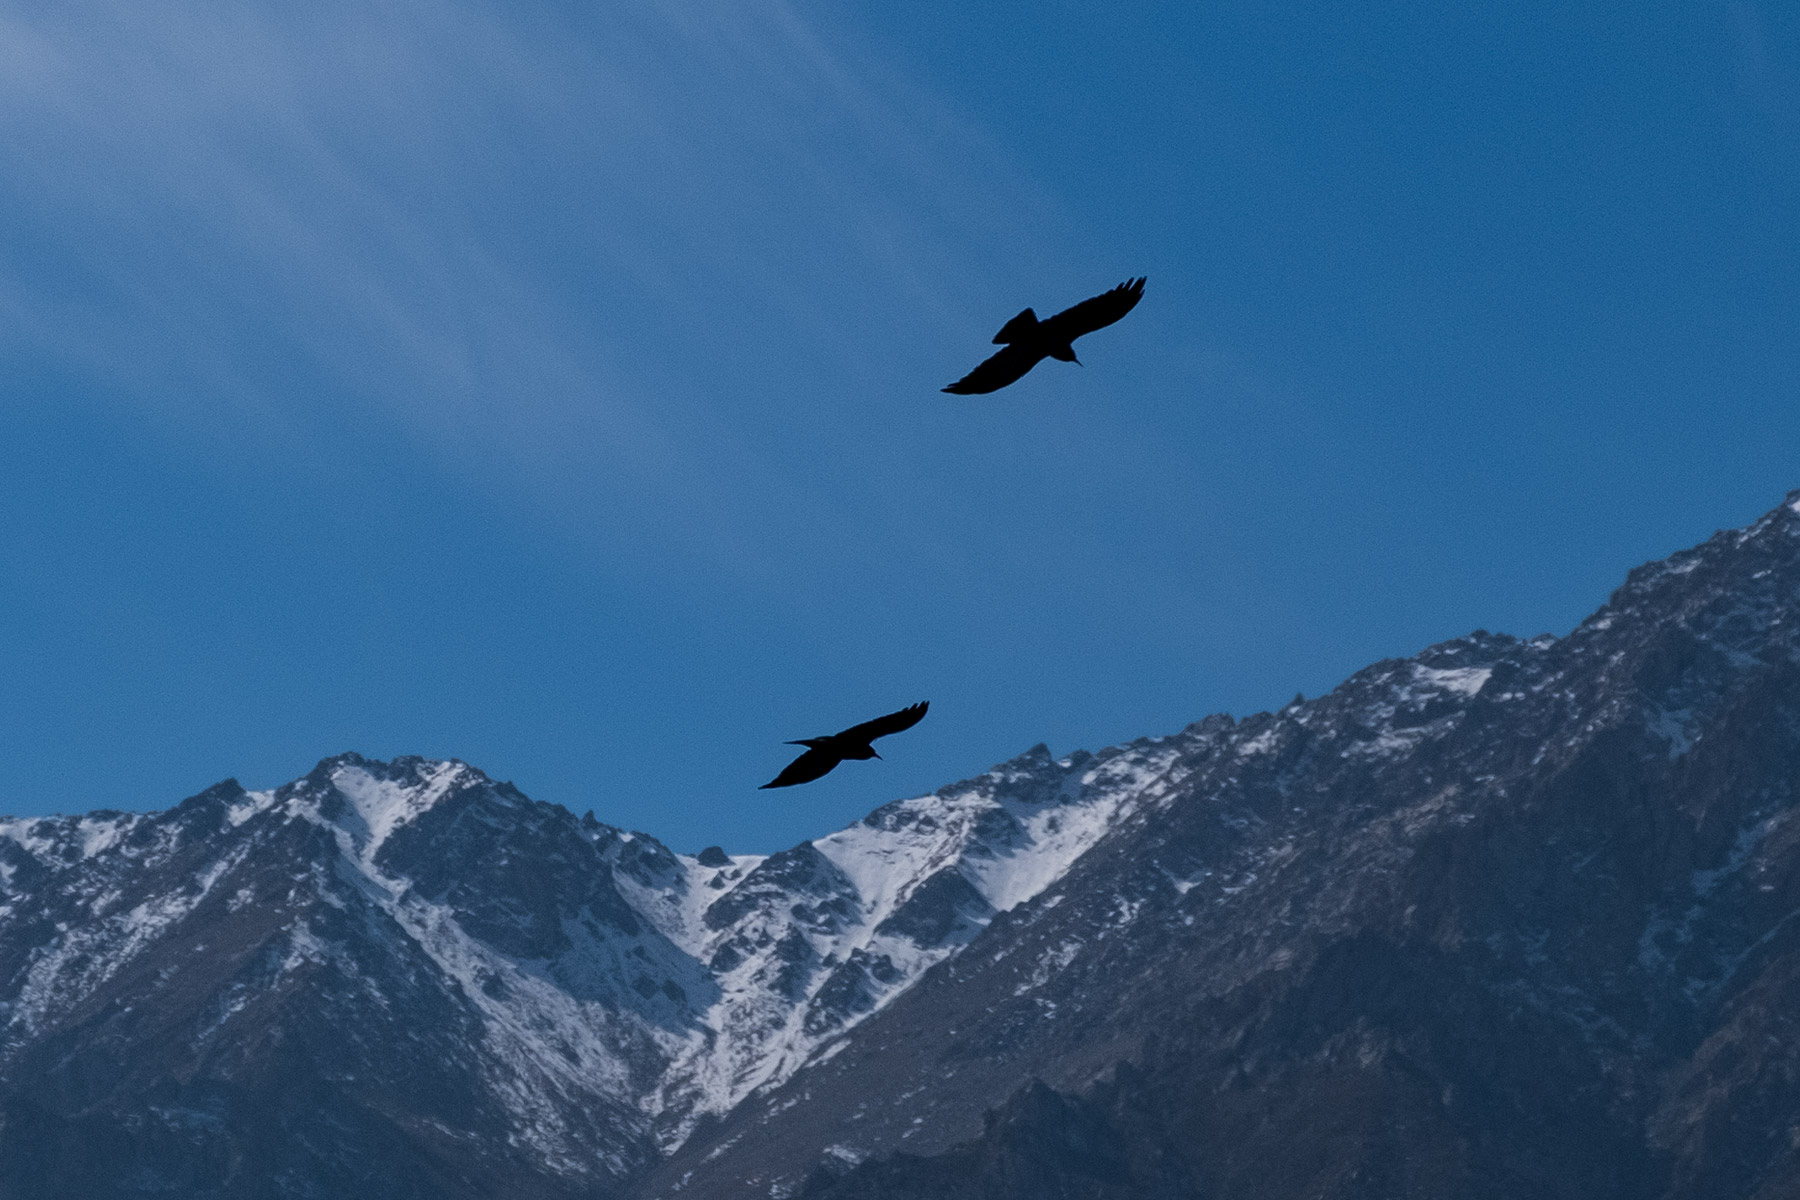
[942,343,1041,394]
[761,746,843,789]
[1044,277,1145,341]
[838,701,930,745]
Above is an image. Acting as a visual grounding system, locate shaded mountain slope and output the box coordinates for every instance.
[649,493,1800,1200]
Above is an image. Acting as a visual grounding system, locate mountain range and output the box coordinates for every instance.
[10,494,1800,1198]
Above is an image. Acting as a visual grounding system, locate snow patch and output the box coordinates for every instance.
[331,761,469,859]
[1015,938,1083,995]
[1412,664,1493,696]
[607,846,766,959]
[226,790,278,827]
[77,816,130,858]
[1236,729,1278,757]
[1648,708,1697,760]
[0,819,56,859]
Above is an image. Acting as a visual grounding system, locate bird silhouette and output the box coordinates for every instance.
[943,277,1146,394]
[760,702,930,789]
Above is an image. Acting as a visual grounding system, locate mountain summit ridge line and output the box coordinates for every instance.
[9,491,1800,1197]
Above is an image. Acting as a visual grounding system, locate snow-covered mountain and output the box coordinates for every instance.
[0,726,1158,1195]
[12,492,1800,1199]
[651,493,1800,1200]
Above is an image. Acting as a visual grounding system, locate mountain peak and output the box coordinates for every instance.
[300,754,493,860]
[305,751,488,787]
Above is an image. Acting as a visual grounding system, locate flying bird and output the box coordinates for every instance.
[943,277,1146,395]
[760,702,930,789]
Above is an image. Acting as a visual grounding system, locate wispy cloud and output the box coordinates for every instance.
[0,0,1068,580]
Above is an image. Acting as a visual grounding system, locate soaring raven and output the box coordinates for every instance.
[943,277,1145,395]
[760,701,930,789]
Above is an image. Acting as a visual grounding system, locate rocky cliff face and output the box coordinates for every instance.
[8,495,1800,1199]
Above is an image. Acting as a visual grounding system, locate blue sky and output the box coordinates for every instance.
[2,1,1797,852]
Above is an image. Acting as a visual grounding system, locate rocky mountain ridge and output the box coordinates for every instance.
[10,493,1800,1198]
[650,492,1800,1199]
[0,720,1159,1195]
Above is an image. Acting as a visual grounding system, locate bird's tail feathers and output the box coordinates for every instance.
[786,737,833,748]
[993,308,1038,344]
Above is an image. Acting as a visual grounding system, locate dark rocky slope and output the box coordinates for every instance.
[649,493,1800,1200]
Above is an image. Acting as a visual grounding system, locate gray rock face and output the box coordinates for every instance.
[9,494,1800,1198]
[653,493,1800,1199]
